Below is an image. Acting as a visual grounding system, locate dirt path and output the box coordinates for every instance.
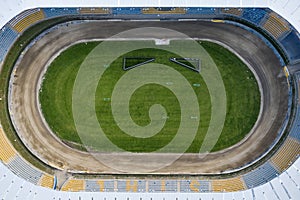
[8,21,288,174]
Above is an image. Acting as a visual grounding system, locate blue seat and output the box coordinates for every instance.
[242,8,267,25]
[243,161,279,188]
[112,8,141,15]
[279,31,300,63]
[43,8,79,18]
[0,26,18,62]
[186,7,216,15]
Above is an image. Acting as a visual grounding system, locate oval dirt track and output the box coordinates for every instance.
[9,20,288,174]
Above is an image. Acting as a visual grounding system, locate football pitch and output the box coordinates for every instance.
[39,40,260,153]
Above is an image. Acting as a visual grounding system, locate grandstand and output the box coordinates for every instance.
[142,7,185,14]
[39,174,54,189]
[43,8,79,18]
[147,180,164,192]
[162,180,178,192]
[113,7,142,15]
[180,180,210,192]
[61,179,85,192]
[85,179,115,192]
[118,180,146,192]
[0,0,300,199]
[221,8,243,16]
[86,180,104,192]
[9,9,44,33]
[279,31,300,63]
[0,126,16,163]
[211,177,245,192]
[271,137,300,172]
[148,180,178,192]
[0,25,18,62]
[79,7,111,15]
[185,7,215,15]
[241,8,267,26]
[102,180,115,192]
[243,161,279,188]
[289,72,300,141]
[66,179,216,193]
[262,12,290,39]
[6,155,43,184]
[85,180,101,192]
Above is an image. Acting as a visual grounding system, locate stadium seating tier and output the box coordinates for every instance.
[263,12,290,39]
[10,9,45,33]
[271,137,300,172]
[241,8,268,26]
[0,26,18,62]
[0,126,16,163]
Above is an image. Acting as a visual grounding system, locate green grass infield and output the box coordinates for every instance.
[39,41,260,153]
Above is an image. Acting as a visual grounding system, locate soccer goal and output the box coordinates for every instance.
[123,57,155,71]
[169,57,201,73]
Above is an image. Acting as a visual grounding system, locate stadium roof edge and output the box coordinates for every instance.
[0,0,272,30]
[1,1,300,31]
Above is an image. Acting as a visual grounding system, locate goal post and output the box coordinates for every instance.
[123,57,155,71]
[169,57,201,73]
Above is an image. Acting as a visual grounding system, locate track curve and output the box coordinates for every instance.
[8,20,288,174]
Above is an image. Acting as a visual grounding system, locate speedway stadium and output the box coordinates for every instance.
[0,0,300,199]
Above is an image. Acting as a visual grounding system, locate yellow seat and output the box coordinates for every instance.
[263,13,290,38]
[0,126,16,163]
[271,137,300,172]
[212,177,245,192]
[13,10,45,33]
[79,8,111,14]
[39,174,55,189]
[61,179,85,192]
